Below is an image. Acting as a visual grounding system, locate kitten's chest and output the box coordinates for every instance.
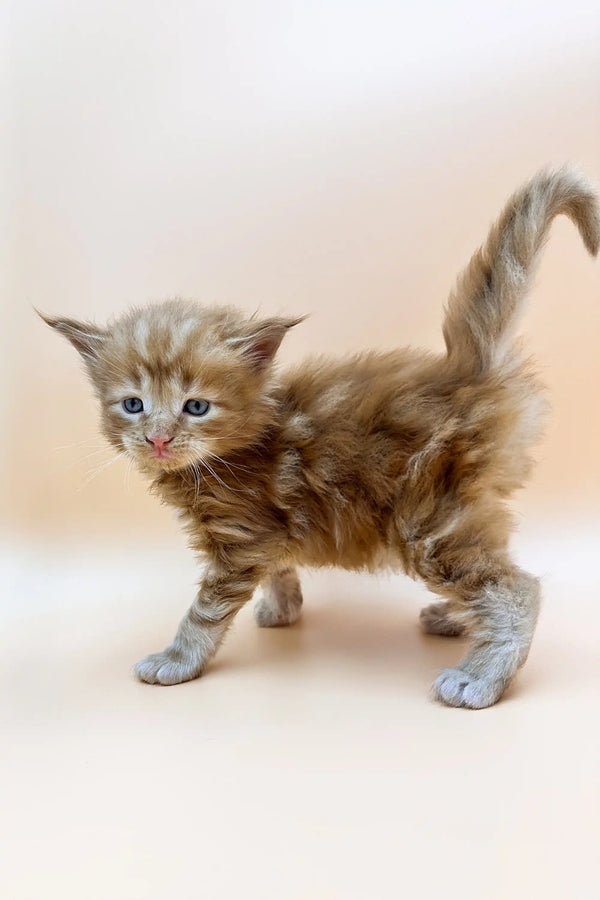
[158,472,284,554]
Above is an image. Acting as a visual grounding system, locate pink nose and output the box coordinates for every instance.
[146,434,173,454]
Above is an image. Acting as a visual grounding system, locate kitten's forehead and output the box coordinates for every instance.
[123,305,203,360]
[100,300,246,392]
[111,301,234,372]
[111,303,210,361]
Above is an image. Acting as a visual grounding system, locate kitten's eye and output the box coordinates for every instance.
[183,399,210,417]
[123,397,144,414]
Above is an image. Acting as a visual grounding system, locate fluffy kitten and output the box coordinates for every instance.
[43,168,599,708]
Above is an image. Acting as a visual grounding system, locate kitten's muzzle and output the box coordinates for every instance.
[145,434,174,459]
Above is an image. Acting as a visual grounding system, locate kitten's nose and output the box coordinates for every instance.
[145,434,174,454]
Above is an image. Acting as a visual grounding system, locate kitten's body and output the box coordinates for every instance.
[44,168,599,707]
[160,348,539,574]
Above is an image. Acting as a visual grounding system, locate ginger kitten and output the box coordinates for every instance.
[43,168,599,708]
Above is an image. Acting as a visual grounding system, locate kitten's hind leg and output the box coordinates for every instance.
[254,567,303,627]
[419,601,465,637]
[418,550,540,709]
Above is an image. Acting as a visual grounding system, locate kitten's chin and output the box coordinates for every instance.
[139,457,186,475]
[134,449,202,476]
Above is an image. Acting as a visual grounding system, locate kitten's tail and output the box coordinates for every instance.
[442,167,600,375]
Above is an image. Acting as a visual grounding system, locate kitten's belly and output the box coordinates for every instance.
[291,528,405,574]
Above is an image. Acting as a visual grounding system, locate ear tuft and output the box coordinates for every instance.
[229,315,306,373]
[37,310,107,362]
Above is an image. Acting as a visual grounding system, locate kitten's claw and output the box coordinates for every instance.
[135,647,204,685]
[432,667,503,709]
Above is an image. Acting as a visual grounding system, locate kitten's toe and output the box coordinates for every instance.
[254,597,301,628]
[135,647,203,685]
[432,667,503,709]
[420,602,464,636]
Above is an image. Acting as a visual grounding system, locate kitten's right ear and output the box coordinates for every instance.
[37,311,107,364]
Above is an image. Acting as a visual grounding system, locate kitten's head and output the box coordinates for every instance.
[42,300,302,474]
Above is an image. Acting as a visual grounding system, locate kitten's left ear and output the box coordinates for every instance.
[38,311,108,364]
[229,316,306,373]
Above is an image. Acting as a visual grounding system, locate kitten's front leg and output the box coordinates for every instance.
[135,565,262,685]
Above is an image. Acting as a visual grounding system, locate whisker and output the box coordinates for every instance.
[52,438,106,454]
[57,446,116,473]
[198,457,241,493]
[77,452,125,492]
[205,450,253,474]
[189,462,206,505]
[202,449,252,486]
[195,463,204,504]
[71,447,113,463]
[124,456,134,493]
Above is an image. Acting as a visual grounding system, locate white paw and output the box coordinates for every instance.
[135,646,204,685]
[433,667,503,709]
[254,597,301,628]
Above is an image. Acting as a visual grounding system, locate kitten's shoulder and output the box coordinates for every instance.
[275,347,434,414]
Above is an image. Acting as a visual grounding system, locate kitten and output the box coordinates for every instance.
[43,168,599,708]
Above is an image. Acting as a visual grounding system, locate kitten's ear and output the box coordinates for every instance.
[38,311,108,364]
[229,316,306,373]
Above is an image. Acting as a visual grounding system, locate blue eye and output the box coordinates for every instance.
[123,397,144,414]
[183,399,210,417]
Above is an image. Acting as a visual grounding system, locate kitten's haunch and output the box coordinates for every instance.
[43,167,599,708]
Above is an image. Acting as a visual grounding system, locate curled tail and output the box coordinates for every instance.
[443,167,600,375]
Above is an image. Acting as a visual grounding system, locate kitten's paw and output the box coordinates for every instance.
[420,602,464,637]
[135,647,204,685]
[432,667,503,709]
[254,596,301,627]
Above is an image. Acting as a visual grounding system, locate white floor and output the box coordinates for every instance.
[2,527,598,899]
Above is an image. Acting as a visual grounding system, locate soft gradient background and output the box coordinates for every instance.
[3,2,599,898]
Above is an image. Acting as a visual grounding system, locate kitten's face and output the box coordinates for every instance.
[43,301,300,474]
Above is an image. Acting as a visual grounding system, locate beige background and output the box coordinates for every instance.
[3,2,599,898]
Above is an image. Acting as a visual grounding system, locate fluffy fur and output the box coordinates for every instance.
[43,167,599,708]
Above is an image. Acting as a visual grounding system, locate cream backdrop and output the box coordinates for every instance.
[3,4,600,899]
[4,0,599,543]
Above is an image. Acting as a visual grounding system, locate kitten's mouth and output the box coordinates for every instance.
[126,439,198,474]
[126,445,174,471]
[137,447,190,473]
[149,446,172,461]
